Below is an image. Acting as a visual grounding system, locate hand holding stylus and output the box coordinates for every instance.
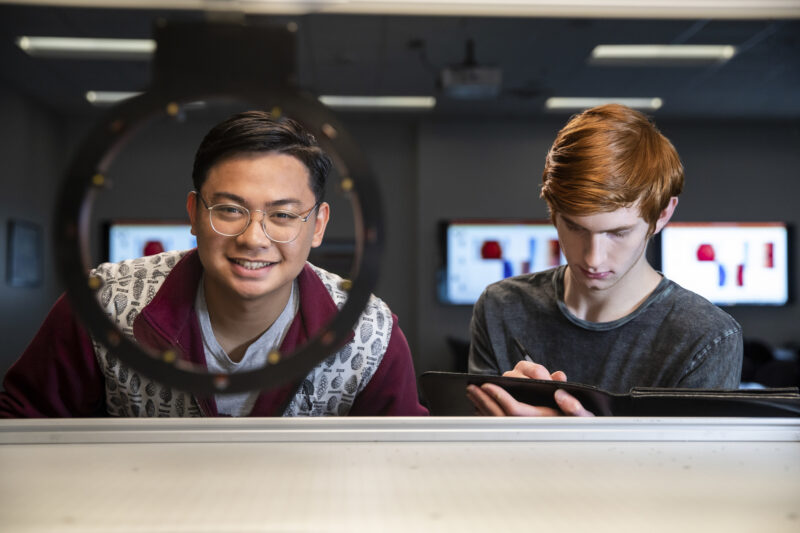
[465,338,595,417]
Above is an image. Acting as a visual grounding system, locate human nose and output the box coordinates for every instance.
[237,210,272,246]
[584,234,606,268]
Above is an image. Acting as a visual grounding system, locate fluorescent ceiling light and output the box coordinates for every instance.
[88,92,435,110]
[545,97,663,112]
[17,36,155,59]
[83,91,211,111]
[590,44,737,65]
[319,95,436,110]
[86,91,142,105]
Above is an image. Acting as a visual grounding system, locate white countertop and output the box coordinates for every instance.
[1,417,798,532]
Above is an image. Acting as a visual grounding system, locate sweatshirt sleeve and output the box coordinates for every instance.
[349,314,428,416]
[0,294,107,418]
[677,325,744,390]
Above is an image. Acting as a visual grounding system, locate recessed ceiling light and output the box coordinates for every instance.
[17,36,155,60]
[318,95,436,110]
[545,97,663,112]
[590,44,737,65]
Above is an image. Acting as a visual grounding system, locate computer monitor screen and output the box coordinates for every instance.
[658,222,790,306]
[105,220,197,263]
[440,219,566,305]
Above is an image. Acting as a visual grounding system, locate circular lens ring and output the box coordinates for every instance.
[55,85,382,395]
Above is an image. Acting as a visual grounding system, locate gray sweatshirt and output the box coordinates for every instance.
[468,266,743,392]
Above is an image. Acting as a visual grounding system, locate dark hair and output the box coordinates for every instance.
[192,111,332,202]
[541,103,684,233]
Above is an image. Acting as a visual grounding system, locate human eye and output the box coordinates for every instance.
[269,210,300,224]
[214,204,246,219]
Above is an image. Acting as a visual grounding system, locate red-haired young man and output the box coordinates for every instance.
[467,104,742,416]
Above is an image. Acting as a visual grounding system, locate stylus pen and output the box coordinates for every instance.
[511,337,534,363]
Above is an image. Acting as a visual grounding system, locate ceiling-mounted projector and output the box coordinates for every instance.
[440,39,502,99]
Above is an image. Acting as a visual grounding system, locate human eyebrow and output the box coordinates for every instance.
[559,215,585,230]
[605,224,636,235]
[560,215,635,235]
[265,199,304,210]
[208,192,247,205]
[207,193,303,210]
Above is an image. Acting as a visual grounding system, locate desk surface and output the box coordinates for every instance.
[1,417,799,532]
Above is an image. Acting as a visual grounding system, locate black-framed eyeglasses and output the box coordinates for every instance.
[195,192,320,244]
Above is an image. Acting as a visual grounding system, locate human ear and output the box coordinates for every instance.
[186,191,199,236]
[653,196,679,235]
[310,202,330,248]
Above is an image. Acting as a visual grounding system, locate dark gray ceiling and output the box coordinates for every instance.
[1,3,798,119]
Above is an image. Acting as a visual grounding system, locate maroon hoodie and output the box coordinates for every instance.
[0,251,428,417]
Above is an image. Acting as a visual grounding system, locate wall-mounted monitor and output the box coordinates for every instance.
[104,220,197,264]
[439,219,566,305]
[656,222,791,306]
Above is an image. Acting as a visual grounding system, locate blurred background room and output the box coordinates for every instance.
[1,0,798,388]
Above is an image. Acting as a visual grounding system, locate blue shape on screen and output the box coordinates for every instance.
[718,263,726,287]
[503,260,513,279]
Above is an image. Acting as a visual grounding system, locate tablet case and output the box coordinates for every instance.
[420,371,800,417]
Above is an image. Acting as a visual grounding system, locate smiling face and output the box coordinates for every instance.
[187,151,329,312]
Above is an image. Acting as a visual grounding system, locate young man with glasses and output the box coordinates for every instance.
[466,104,743,417]
[0,111,428,417]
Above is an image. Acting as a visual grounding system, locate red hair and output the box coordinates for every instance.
[541,104,684,233]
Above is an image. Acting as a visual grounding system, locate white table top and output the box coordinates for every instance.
[1,417,798,532]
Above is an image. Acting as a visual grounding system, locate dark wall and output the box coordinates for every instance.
[0,87,66,379]
[1,94,798,381]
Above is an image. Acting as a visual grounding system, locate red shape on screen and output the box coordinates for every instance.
[765,242,774,268]
[143,240,165,256]
[737,264,744,286]
[481,240,502,259]
[697,244,715,262]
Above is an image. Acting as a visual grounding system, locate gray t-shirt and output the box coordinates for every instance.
[468,266,743,392]
[196,279,299,416]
